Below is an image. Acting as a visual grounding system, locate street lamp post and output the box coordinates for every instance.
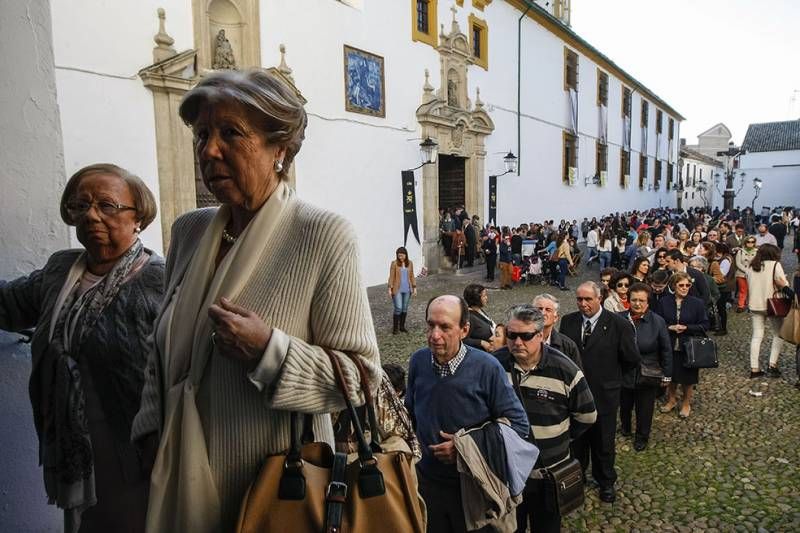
[488,151,518,226]
[751,177,763,211]
[716,141,747,211]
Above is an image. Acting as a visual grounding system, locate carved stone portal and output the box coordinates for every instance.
[416,18,494,273]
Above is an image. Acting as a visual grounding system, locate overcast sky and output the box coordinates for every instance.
[571,0,800,145]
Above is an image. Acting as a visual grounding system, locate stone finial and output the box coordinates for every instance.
[153,8,177,63]
[440,23,446,39]
[422,68,436,104]
[277,44,294,84]
[474,87,484,110]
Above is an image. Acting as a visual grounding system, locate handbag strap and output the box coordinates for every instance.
[342,351,382,452]
[323,452,348,533]
[328,350,386,499]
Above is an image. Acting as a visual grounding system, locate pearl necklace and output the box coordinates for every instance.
[221,228,238,244]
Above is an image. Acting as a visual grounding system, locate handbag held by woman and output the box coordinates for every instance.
[683,337,719,369]
[766,264,792,318]
[236,349,426,533]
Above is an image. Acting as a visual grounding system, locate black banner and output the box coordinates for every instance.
[488,175,497,226]
[401,170,420,246]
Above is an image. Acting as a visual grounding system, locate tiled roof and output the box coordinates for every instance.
[742,120,800,153]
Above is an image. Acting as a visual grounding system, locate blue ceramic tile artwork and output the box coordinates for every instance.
[345,47,384,116]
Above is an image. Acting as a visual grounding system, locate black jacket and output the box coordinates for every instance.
[685,266,711,305]
[618,310,673,388]
[547,329,583,369]
[653,293,709,352]
[558,309,640,415]
[465,309,495,349]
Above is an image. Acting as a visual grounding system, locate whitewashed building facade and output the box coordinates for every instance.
[678,146,723,210]
[738,119,800,212]
[3,0,685,284]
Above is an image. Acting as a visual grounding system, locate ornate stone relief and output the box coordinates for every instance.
[193,0,260,73]
[212,29,237,70]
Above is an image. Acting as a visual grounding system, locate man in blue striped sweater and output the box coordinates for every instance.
[494,304,597,533]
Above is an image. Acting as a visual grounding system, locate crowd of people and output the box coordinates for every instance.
[1,64,798,532]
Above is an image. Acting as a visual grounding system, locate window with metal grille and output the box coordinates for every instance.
[668,118,675,140]
[597,70,608,106]
[654,160,662,189]
[563,132,577,184]
[620,150,630,187]
[622,87,632,117]
[639,154,647,189]
[596,141,607,175]
[417,0,428,33]
[656,109,663,134]
[641,100,649,127]
[564,48,578,90]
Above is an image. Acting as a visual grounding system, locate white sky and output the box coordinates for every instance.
[571,0,800,144]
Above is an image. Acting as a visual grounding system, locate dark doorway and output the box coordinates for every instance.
[438,154,466,211]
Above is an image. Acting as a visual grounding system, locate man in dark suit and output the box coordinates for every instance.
[665,250,710,305]
[559,281,640,503]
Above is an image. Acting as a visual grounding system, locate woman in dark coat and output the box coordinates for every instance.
[619,283,672,451]
[0,164,162,533]
[654,271,709,419]
[462,283,503,352]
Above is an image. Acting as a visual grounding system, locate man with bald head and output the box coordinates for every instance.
[558,282,640,503]
[406,295,528,532]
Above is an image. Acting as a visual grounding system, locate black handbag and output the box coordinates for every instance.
[637,361,664,387]
[683,336,719,369]
[545,458,584,516]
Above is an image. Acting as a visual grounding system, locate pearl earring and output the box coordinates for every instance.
[274,160,284,173]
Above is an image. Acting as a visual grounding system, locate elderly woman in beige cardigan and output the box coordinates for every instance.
[131,69,381,532]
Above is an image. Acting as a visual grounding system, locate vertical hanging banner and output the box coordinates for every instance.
[488,175,497,226]
[401,170,420,246]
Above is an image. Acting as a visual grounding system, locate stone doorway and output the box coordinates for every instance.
[438,154,466,212]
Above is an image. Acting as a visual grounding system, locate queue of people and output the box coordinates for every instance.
[2,64,798,533]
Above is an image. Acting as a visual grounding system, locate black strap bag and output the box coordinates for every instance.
[545,458,584,516]
[683,336,719,369]
[637,361,664,387]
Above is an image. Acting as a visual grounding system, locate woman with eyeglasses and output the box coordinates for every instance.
[654,272,709,418]
[0,164,162,532]
[630,257,650,282]
[604,272,632,312]
[734,236,758,312]
[746,244,790,379]
[619,283,672,451]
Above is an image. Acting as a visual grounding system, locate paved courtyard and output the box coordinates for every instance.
[369,248,800,532]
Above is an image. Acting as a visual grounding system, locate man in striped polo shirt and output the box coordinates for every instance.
[493,304,597,533]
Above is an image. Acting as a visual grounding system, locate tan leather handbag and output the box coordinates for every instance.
[236,349,426,533]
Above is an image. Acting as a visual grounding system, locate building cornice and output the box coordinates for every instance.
[506,0,685,121]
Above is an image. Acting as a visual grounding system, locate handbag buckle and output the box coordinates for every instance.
[326,481,348,503]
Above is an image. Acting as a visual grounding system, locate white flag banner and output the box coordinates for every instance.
[568,88,578,135]
[623,116,631,151]
[599,105,608,143]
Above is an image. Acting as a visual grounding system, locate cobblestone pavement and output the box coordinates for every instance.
[368,247,800,532]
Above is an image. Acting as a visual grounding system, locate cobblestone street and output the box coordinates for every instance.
[369,248,800,532]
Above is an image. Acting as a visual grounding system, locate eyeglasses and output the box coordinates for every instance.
[66,199,136,218]
[616,282,629,288]
[675,283,692,288]
[506,330,539,341]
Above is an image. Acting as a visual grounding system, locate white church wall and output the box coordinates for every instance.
[738,150,800,212]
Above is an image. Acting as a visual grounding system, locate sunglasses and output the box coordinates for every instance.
[506,330,539,341]
[616,282,629,288]
[657,254,667,259]
[676,283,692,288]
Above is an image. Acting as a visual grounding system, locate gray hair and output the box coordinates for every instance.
[532,293,560,311]
[578,281,602,298]
[689,255,708,272]
[179,69,307,180]
[506,304,545,332]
